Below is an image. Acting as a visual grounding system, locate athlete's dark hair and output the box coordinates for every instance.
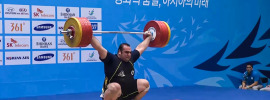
[118,43,130,52]
[246,63,253,68]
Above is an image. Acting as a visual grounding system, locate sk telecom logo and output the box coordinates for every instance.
[11,38,17,43]
[7,38,17,47]
[33,8,54,18]
[33,8,43,17]
[7,38,29,47]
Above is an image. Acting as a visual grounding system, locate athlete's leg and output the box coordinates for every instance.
[134,79,150,100]
[104,82,122,100]
[252,85,263,90]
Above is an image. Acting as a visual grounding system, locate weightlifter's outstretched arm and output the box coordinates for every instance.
[135,31,152,55]
[91,35,107,59]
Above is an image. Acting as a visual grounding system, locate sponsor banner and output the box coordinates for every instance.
[81,8,102,20]
[82,36,101,48]
[91,22,102,34]
[5,36,30,49]
[0,4,2,18]
[5,51,30,65]
[81,50,101,62]
[32,5,55,19]
[0,20,2,34]
[32,36,56,49]
[57,36,79,49]
[0,52,2,65]
[57,21,65,34]
[58,50,79,63]
[32,21,55,34]
[57,7,79,19]
[4,4,30,18]
[0,36,2,49]
[5,20,30,34]
[32,51,56,64]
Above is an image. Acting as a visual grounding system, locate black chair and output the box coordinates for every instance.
[261,77,269,86]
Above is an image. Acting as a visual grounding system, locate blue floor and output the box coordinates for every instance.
[1,86,270,100]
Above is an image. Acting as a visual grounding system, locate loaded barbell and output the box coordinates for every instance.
[60,17,171,47]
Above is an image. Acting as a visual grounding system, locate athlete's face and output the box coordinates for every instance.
[119,45,131,62]
[246,65,253,73]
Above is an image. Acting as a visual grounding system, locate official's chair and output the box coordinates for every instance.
[260,77,269,87]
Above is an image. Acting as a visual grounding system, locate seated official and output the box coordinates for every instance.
[239,63,262,90]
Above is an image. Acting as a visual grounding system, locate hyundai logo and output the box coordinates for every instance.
[34,53,54,61]
[34,24,54,31]
[6,7,15,12]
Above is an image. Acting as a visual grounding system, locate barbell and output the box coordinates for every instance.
[61,17,171,47]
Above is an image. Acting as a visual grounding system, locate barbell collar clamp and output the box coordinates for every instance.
[61,29,74,39]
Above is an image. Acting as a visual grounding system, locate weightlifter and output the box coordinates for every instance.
[91,31,152,100]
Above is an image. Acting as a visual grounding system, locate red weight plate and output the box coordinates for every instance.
[156,21,168,47]
[162,21,171,47]
[144,21,162,47]
[159,21,170,47]
[77,17,93,47]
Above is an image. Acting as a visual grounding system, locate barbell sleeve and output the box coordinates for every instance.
[61,29,72,35]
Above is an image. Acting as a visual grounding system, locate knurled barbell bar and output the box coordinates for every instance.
[60,17,171,47]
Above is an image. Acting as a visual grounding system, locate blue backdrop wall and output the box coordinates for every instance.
[0,0,270,99]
